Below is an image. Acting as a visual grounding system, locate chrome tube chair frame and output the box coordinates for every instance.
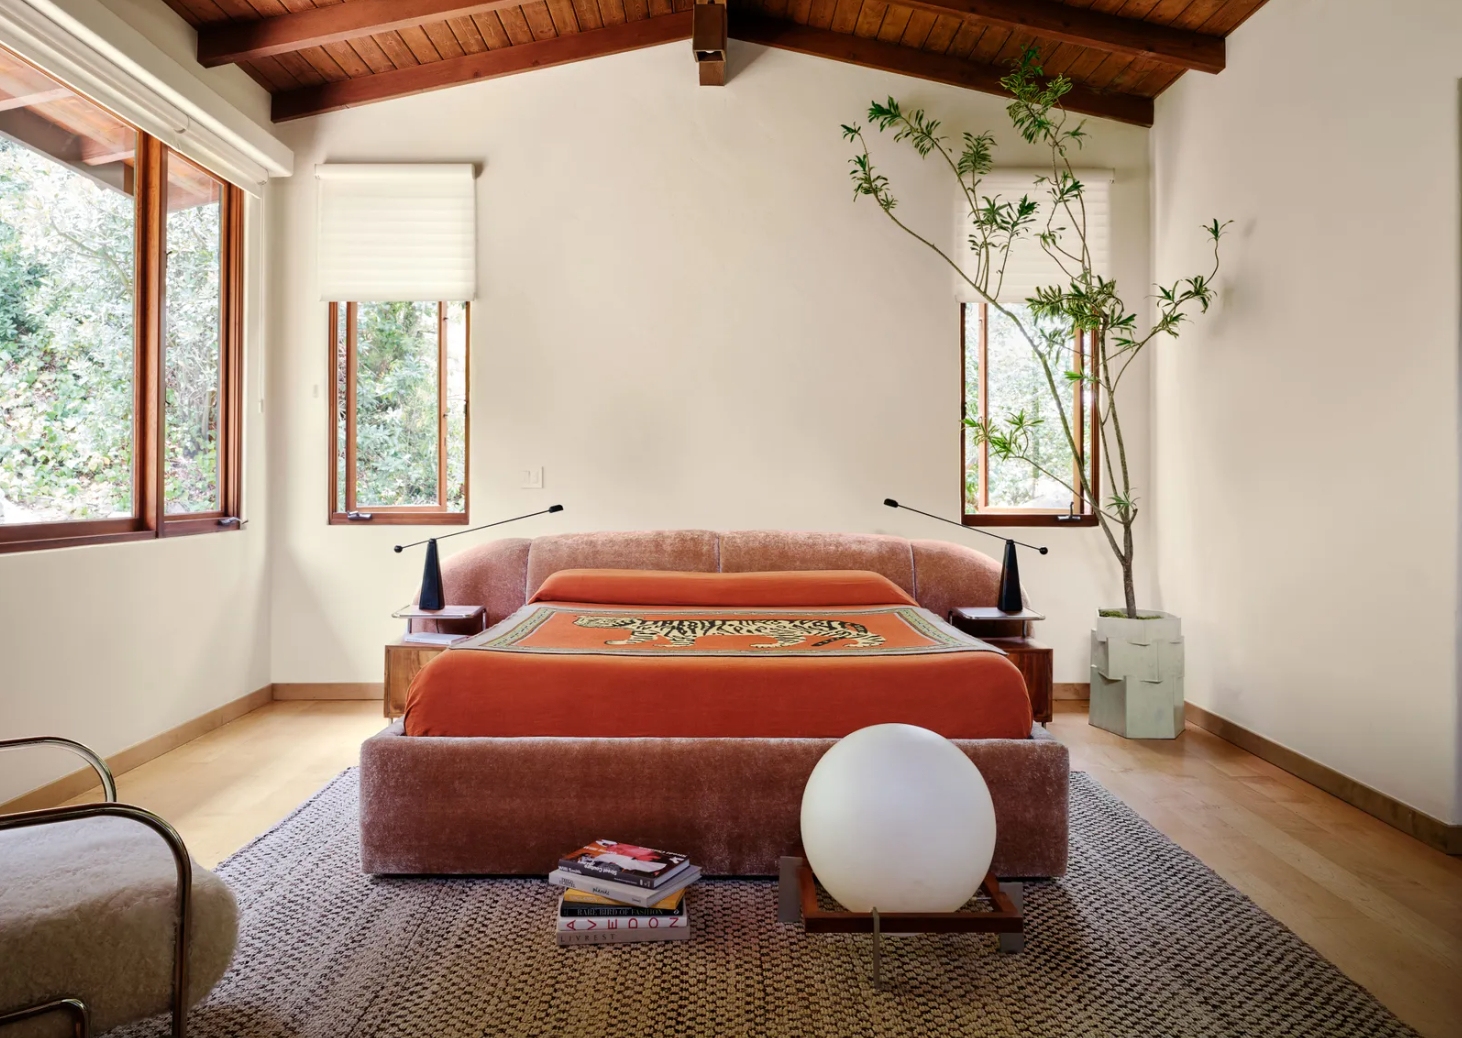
[0,738,193,1038]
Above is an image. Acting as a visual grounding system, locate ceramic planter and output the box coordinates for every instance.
[1089,610,1184,739]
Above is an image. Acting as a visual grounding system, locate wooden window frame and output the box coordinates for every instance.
[327,301,470,527]
[960,301,1100,529]
[0,105,246,554]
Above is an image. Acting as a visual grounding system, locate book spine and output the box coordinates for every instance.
[559,905,682,918]
[556,921,691,946]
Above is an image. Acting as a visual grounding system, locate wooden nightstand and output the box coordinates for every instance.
[948,606,1053,725]
[384,605,488,719]
[384,641,445,719]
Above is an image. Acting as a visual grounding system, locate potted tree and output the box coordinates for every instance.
[842,50,1228,738]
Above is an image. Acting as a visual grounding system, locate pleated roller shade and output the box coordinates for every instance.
[956,169,1112,304]
[316,164,477,302]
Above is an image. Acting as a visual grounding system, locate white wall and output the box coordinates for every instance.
[1151,0,1462,823]
[0,0,279,802]
[266,41,1153,685]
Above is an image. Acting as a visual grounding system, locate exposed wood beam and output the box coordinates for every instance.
[198,0,527,68]
[271,13,693,122]
[692,0,727,87]
[899,0,1224,74]
[730,17,1153,127]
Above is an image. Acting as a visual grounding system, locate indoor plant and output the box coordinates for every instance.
[841,50,1228,737]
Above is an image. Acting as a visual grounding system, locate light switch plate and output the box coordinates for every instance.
[521,467,544,490]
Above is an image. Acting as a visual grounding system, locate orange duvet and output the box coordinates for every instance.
[403,569,1032,739]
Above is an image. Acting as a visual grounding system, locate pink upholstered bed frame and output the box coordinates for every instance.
[359,530,1069,878]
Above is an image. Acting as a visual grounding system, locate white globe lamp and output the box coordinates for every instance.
[800,723,997,913]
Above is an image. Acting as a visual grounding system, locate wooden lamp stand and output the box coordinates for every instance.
[776,857,1024,989]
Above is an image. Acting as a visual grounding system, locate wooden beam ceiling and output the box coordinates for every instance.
[199,0,1223,78]
[730,16,1154,127]
[198,0,526,68]
[271,12,695,121]
[170,0,1265,125]
[893,0,1224,75]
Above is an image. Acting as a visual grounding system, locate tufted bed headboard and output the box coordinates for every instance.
[437,530,1003,627]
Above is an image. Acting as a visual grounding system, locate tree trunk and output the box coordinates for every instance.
[1122,523,1137,618]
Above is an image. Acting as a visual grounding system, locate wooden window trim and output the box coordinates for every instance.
[960,301,1100,529]
[0,113,246,555]
[327,301,470,527]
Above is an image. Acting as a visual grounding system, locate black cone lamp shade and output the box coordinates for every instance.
[882,498,1045,615]
[395,505,563,610]
[997,539,1023,613]
[418,538,446,611]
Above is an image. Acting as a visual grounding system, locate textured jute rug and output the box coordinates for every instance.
[110,769,1415,1038]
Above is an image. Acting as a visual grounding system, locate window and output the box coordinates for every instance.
[0,46,244,553]
[961,301,1099,526]
[329,301,468,525]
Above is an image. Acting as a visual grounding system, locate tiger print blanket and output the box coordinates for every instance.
[457,604,990,657]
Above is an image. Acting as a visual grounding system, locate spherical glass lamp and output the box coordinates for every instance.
[799,723,997,913]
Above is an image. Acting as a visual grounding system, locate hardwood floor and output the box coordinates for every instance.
[1050,701,1462,1038]
[60,700,387,870]
[50,699,1462,1037]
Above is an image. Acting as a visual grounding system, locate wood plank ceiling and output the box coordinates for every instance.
[161,0,1270,127]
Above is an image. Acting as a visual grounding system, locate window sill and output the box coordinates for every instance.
[0,519,245,554]
[963,513,1098,528]
[329,512,469,527]
[164,516,245,537]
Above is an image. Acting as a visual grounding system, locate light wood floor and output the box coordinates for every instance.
[58,699,1462,1038]
[61,700,387,869]
[1049,702,1462,1038]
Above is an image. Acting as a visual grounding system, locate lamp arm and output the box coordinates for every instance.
[394,505,563,553]
[883,499,1047,554]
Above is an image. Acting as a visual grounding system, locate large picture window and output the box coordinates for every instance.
[962,301,1098,526]
[328,301,468,525]
[0,46,244,552]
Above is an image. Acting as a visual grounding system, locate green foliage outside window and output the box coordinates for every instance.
[345,301,466,512]
[965,303,1082,511]
[164,182,224,515]
[0,137,135,524]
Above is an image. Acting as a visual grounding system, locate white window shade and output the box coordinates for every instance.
[317,164,477,302]
[956,169,1112,303]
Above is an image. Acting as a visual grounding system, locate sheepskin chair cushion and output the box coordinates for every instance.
[0,815,238,1038]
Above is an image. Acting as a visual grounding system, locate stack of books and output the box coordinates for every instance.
[549,839,700,946]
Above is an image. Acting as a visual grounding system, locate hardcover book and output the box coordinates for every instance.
[563,887,686,911]
[547,865,701,909]
[556,900,690,946]
[559,900,683,918]
[557,839,690,889]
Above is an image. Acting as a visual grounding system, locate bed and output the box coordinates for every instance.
[359,529,1069,878]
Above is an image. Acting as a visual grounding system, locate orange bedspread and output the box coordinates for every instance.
[403,570,1032,739]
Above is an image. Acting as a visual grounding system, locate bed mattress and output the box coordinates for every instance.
[402,569,1033,739]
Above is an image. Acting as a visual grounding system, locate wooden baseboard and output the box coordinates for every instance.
[1054,682,1090,700]
[1,684,274,813]
[271,682,382,701]
[1184,702,1462,856]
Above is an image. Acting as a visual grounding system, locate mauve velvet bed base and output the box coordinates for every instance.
[359,724,1070,879]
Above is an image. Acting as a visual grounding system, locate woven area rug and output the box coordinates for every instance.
[109,769,1415,1038]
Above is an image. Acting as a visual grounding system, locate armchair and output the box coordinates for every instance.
[0,738,237,1037]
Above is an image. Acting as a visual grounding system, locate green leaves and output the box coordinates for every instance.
[1000,47,1079,147]
[956,132,995,179]
[865,98,947,160]
[839,47,1233,603]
